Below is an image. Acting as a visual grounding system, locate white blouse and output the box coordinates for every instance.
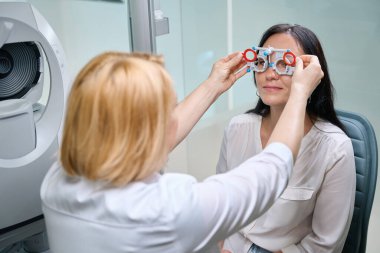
[217,113,356,253]
[41,143,293,253]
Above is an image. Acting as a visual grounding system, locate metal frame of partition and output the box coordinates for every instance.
[128,0,169,53]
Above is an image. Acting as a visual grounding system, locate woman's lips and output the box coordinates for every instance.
[263,86,282,92]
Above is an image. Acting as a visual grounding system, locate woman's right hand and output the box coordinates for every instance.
[291,55,324,101]
[206,51,247,95]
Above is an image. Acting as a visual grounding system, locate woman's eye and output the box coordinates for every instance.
[276,60,287,71]
[256,59,265,67]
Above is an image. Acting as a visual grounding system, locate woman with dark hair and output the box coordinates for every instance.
[217,24,355,253]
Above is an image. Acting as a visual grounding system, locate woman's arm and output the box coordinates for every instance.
[170,52,247,150]
[267,55,323,160]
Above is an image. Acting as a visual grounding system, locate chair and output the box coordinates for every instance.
[337,110,378,253]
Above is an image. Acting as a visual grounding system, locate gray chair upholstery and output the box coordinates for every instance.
[337,110,378,253]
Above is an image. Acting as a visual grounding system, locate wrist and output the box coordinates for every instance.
[202,79,223,99]
[289,86,309,104]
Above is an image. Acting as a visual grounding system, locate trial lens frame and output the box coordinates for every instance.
[242,46,296,76]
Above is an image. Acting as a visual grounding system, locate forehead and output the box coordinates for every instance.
[263,33,304,56]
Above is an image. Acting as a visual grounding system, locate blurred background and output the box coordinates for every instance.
[1,0,379,252]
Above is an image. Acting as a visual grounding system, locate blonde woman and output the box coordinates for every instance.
[41,51,323,253]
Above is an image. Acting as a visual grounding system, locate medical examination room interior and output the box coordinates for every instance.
[0,0,379,252]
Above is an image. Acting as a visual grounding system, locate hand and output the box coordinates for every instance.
[291,55,324,100]
[207,51,247,94]
[218,240,232,253]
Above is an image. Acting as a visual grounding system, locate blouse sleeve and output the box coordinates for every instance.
[183,142,293,252]
[282,139,356,253]
[216,116,257,174]
[216,127,229,174]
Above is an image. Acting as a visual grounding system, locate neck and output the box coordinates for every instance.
[264,106,284,130]
[261,106,313,147]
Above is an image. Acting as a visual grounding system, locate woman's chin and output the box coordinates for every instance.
[262,98,287,108]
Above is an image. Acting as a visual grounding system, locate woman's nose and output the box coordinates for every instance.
[265,63,279,80]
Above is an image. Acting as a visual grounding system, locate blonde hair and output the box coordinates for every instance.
[60,52,175,186]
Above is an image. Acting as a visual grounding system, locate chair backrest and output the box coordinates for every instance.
[337,110,378,253]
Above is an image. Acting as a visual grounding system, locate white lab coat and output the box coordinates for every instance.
[41,143,292,253]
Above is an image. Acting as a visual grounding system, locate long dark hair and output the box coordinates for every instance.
[247,24,345,132]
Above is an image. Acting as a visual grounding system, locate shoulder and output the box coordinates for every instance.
[128,173,206,233]
[158,173,198,195]
[129,173,199,218]
[311,120,354,159]
[44,170,200,224]
[225,113,260,133]
[41,161,70,199]
[229,113,260,125]
[313,121,351,146]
